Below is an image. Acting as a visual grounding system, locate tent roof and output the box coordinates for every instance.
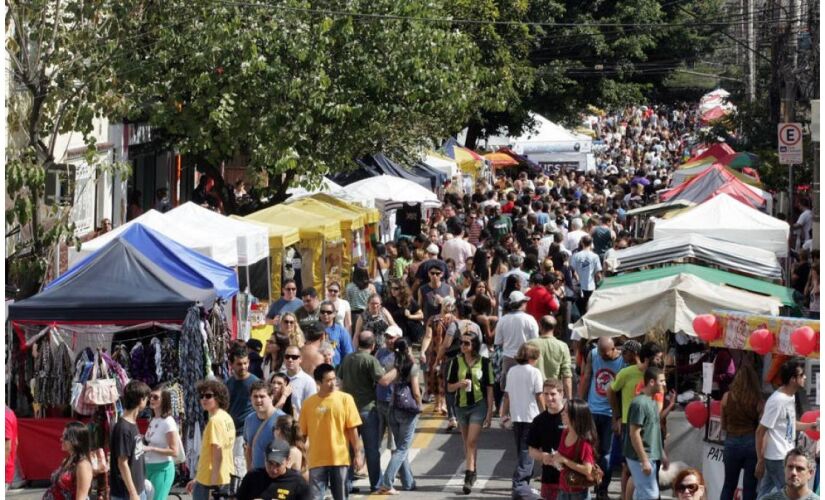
[165,202,269,265]
[572,272,781,338]
[672,161,763,187]
[660,164,766,209]
[483,152,519,168]
[335,174,441,210]
[611,234,783,281]
[654,194,790,256]
[308,193,381,225]
[245,204,341,242]
[229,216,300,249]
[285,197,365,231]
[71,209,238,267]
[690,143,736,163]
[423,152,459,177]
[286,177,343,199]
[9,234,218,322]
[361,154,434,190]
[602,263,793,305]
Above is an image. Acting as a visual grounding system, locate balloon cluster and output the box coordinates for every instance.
[692,314,819,357]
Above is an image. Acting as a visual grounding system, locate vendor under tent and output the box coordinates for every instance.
[165,202,271,300]
[659,164,770,210]
[70,209,238,268]
[571,272,781,339]
[653,193,790,257]
[231,217,299,300]
[285,196,366,285]
[244,204,343,293]
[609,233,784,282]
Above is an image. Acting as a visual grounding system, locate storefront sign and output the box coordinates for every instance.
[71,161,96,236]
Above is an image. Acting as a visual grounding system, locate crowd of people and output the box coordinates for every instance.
[31,103,820,500]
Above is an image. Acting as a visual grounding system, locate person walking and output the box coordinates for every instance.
[419,263,455,325]
[346,265,377,317]
[720,361,763,500]
[377,338,422,494]
[243,381,285,471]
[569,235,602,315]
[500,343,544,493]
[235,438,311,500]
[144,385,182,500]
[528,379,567,500]
[757,358,818,497]
[226,344,260,479]
[578,337,624,500]
[671,468,706,500]
[279,312,306,348]
[447,331,495,495]
[186,380,236,500]
[325,282,352,333]
[266,279,304,325]
[319,300,354,366]
[494,291,540,393]
[353,294,396,348]
[338,331,398,493]
[528,315,572,399]
[525,273,560,324]
[282,345,317,419]
[760,448,820,500]
[299,364,364,500]
[296,288,322,331]
[262,333,290,387]
[624,367,667,500]
[550,398,599,500]
[110,380,150,500]
[43,422,93,500]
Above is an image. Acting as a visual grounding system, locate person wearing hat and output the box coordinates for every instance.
[375,325,404,455]
[418,257,455,325]
[411,243,450,296]
[494,290,539,393]
[236,438,310,500]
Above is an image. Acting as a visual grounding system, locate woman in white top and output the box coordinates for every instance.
[326,281,352,332]
[144,385,181,500]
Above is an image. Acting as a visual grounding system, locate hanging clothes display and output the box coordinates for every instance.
[160,335,180,383]
[207,301,231,379]
[28,332,73,411]
[180,305,206,439]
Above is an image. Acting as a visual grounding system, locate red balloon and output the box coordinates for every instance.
[791,326,818,356]
[801,410,820,440]
[685,400,709,429]
[693,314,721,342]
[749,329,774,355]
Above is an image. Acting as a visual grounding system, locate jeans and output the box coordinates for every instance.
[626,458,659,500]
[379,408,418,491]
[358,407,382,491]
[757,459,786,498]
[376,400,396,450]
[512,422,535,488]
[310,466,349,500]
[722,434,757,500]
[592,413,614,494]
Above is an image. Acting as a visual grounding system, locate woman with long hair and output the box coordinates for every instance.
[373,242,392,295]
[353,293,397,346]
[270,372,295,417]
[393,240,413,280]
[386,279,424,344]
[278,312,305,347]
[262,332,290,382]
[720,361,764,500]
[551,398,598,500]
[446,331,494,495]
[500,274,523,314]
[346,265,377,316]
[489,246,510,296]
[144,385,181,500]
[274,414,307,480]
[325,281,352,333]
[378,338,421,494]
[43,422,92,500]
[470,294,498,348]
[407,248,427,288]
[421,297,457,418]
[471,248,492,285]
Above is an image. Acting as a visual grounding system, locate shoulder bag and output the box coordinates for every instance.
[392,381,421,414]
[562,438,604,489]
[84,352,119,406]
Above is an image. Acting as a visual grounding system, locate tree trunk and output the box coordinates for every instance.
[198,161,239,215]
[464,121,483,150]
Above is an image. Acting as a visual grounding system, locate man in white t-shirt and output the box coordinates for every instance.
[500,343,544,491]
[564,218,588,253]
[282,345,318,419]
[494,291,540,392]
[756,358,819,498]
[440,221,476,274]
[794,199,813,249]
[570,235,602,315]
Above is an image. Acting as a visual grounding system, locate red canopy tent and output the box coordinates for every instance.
[701,106,729,123]
[659,164,766,209]
[690,143,736,163]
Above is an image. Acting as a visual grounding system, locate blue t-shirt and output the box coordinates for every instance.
[242,409,285,469]
[226,374,260,435]
[265,298,303,319]
[375,348,395,403]
[325,323,354,366]
[587,347,625,416]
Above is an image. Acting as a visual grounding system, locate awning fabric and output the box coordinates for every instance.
[333,174,441,211]
[245,205,342,243]
[659,164,766,209]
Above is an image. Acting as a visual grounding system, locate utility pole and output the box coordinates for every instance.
[745,0,755,102]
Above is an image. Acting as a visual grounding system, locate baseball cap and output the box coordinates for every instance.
[265,438,291,464]
[621,340,642,355]
[426,244,439,255]
[508,254,524,267]
[508,291,530,304]
[385,325,403,338]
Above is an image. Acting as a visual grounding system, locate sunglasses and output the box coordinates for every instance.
[320,310,335,315]
[675,483,699,494]
[327,289,340,293]
[149,394,160,401]
[282,320,295,324]
[429,272,442,276]
[285,354,301,360]
[199,393,215,400]
[284,287,297,291]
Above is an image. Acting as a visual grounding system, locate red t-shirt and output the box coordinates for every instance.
[501,201,515,214]
[5,407,18,484]
[525,286,560,324]
[558,429,595,492]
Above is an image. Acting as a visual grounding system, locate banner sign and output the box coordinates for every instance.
[710,310,820,359]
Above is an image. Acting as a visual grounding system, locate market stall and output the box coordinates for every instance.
[653,193,790,256]
[230,217,300,300]
[309,193,382,275]
[245,204,343,292]
[659,164,770,211]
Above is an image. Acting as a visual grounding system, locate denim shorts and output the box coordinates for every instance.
[456,401,487,427]
[625,457,659,500]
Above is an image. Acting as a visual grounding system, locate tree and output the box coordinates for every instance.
[110,0,482,211]
[5,0,128,298]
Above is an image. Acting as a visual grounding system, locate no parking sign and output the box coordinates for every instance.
[778,122,803,164]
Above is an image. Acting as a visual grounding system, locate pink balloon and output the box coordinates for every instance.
[749,329,774,355]
[693,314,721,342]
[685,400,709,429]
[791,326,818,356]
[801,410,820,440]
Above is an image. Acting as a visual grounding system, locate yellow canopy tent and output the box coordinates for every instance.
[286,197,365,285]
[231,216,300,298]
[245,205,342,292]
[309,193,381,274]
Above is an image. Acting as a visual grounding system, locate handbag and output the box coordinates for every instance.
[174,431,187,465]
[72,362,96,416]
[562,438,604,489]
[84,353,119,406]
[392,382,421,414]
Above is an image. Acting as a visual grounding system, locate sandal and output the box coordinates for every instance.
[446,417,458,431]
[377,487,400,495]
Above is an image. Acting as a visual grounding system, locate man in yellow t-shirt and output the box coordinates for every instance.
[187,380,236,500]
[299,363,363,500]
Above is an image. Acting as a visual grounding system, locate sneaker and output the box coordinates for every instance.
[462,470,473,494]
[446,417,458,432]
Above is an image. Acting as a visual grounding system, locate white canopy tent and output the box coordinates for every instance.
[165,202,272,299]
[286,177,343,199]
[572,273,781,339]
[422,153,459,178]
[333,174,441,211]
[653,193,790,257]
[69,210,239,267]
[610,233,784,281]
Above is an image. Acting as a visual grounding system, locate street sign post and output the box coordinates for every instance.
[778,122,803,164]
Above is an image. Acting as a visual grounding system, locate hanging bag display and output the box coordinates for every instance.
[72,361,96,416]
[84,352,119,406]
